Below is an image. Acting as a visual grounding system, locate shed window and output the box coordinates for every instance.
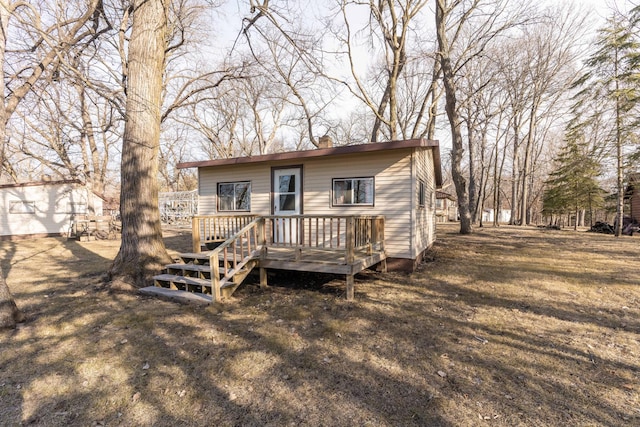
[218,182,251,211]
[332,177,374,206]
[9,200,36,214]
[418,180,426,208]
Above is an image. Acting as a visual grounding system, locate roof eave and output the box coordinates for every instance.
[177,138,440,169]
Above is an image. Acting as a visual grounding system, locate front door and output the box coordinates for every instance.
[273,167,302,244]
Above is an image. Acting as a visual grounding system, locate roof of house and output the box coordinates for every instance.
[0,178,84,189]
[178,139,442,187]
[0,179,109,201]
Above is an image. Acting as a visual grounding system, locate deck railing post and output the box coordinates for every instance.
[210,251,221,302]
[192,217,201,253]
[346,216,355,264]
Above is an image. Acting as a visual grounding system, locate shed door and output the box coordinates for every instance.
[273,167,302,243]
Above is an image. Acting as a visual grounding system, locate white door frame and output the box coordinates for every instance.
[272,166,302,244]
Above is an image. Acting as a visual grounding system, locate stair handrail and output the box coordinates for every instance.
[209,217,265,301]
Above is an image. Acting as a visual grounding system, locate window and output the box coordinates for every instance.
[332,177,374,206]
[217,181,251,211]
[436,198,444,209]
[418,180,426,208]
[9,200,36,214]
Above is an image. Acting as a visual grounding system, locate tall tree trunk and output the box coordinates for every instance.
[0,266,25,329]
[614,63,624,237]
[109,0,172,285]
[510,154,519,225]
[436,0,471,234]
[466,118,477,223]
[0,1,24,328]
[519,99,539,226]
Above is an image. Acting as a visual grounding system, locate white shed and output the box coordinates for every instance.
[0,179,103,240]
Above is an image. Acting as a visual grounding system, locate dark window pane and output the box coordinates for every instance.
[236,183,250,210]
[218,182,250,211]
[279,175,296,193]
[354,179,373,204]
[279,194,296,211]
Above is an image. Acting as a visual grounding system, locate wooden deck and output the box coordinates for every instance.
[149,215,387,302]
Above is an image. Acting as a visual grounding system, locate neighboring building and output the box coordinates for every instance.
[435,190,457,222]
[178,138,443,271]
[481,208,511,224]
[627,173,640,222]
[0,179,103,240]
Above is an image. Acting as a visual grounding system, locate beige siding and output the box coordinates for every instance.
[198,150,415,259]
[412,148,436,257]
[0,183,103,237]
[198,164,272,215]
[303,151,413,259]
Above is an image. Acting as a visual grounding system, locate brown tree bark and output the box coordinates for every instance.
[109,0,172,286]
[0,1,22,328]
[436,0,472,234]
[0,266,25,329]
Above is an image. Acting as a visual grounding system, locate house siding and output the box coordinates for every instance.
[0,182,103,238]
[198,150,415,259]
[632,191,640,222]
[412,148,436,260]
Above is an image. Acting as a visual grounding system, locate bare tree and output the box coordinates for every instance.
[0,0,106,328]
[109,0,173,285]
[515,6,587,225]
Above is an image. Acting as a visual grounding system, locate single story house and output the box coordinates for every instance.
[0,179,103,240]
[178,138,442,272]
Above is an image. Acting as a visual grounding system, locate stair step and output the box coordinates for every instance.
[178,252,213,264]
[140,286,212,305]
[153,274,211,288]
[166,263,212,273]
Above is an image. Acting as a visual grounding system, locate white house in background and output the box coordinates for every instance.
[435,190,457,222]
[481,208,511,224]
[179,138,443,271]
[0,179,103,240]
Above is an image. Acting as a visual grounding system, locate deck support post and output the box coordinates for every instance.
[346,274,355,301]
[192,217,201,253]
[210,251,221,302]
[260,267,268,288]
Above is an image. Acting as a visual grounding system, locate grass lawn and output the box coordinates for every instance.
[1,223,638,426]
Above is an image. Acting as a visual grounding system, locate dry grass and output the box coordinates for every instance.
[1,223,639,426]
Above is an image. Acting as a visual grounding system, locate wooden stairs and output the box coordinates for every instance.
[140,219,263,304]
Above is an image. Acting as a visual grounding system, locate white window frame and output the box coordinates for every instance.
[332,177,375,207]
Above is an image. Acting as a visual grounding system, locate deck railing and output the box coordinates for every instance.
[192,214,385,265]
[209,217,265,301]
[192,214,256,252]
[263,215,385,263]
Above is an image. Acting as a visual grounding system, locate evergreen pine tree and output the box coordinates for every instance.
[571,11,640,236]
[543,136,604,229]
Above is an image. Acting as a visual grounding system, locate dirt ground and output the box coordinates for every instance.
[0,223,638,426]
